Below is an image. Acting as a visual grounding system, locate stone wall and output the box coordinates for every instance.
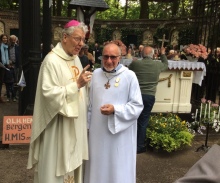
[0,10,19,37]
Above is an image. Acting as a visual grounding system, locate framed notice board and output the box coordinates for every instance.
[2,116,32,144]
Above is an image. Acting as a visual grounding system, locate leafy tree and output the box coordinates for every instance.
[95,0,194,20]
[0,0,18,10]
[57,0,62,16]
[96,0,124,19]
[0,0,195,20]
[126,5,140,19]
[52,0,74,17]
[139,0,149,19]
[123,0,128,19]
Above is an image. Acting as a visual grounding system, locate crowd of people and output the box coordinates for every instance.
[76,36,220,73]
[0,34,19,103]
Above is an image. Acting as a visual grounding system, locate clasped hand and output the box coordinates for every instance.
[100,104,114,115]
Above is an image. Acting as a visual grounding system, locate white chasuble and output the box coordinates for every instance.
[27,43,88,183]
[84,65,143,183]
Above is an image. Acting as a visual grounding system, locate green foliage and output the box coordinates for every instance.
[94,23,198,48]
[146,113,194,152]
[96,0,123,19]
[0,1,9,9]
[178,27,195,45]
[96,0,140,20]
[93,25,144,46]
[93,63,101,70]
[154,27,171,47]
[0,0,195,20]
[96,7,124,20]
[94,26,114,44]
[0,0,18,10]
[125,6,140,19]
[121,28,142,46]
[149,2,172,19]
[97,0,194,20]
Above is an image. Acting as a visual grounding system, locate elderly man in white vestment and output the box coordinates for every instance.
[27,20,93,183]
[84,43,144,183]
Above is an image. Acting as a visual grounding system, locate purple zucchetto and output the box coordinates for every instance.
[64,20,80,28]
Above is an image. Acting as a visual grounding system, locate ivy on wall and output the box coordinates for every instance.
[93,24,196,49]
[94,26,144,47]
[120,28,143,46]
[93,26,104,44]
[154,27,171,47]
[178,27,195,46]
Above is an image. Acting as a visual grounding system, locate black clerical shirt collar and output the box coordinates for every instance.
[102,64,122,73]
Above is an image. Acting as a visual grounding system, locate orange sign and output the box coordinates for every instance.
[2,116,32,144]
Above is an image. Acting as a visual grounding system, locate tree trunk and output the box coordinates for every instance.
[115,0,119,8]
[192,0,197,16]
[57,0,62,16]
[172,0,179,17]
[139,0,149,19]
[52,0,56,16]
[124,0,128,19]
[67,0,72,17]
[181,0,185,16]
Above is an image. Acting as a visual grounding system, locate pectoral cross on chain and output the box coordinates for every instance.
[158,34,169,47]
[104,81,111,89]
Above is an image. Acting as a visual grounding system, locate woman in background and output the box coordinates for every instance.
[0,34,9,103]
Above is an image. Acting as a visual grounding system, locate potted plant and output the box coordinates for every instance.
[146,113,194,152]
[185,44,208,61]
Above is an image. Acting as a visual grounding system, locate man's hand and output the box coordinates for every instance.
[160,47,166,55]
[77,65,92,89]
[100,104,115,115]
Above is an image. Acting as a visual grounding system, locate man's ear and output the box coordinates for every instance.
[63,33,68,42]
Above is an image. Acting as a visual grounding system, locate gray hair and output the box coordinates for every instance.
[10,35,18,42]
[142,46,154,59]
[102,42,122,56]
[61,22,88,39]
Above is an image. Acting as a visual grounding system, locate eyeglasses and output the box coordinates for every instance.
[102,55,120,60]
[67,34,85,43]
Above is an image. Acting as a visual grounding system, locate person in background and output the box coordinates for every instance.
[4,61,16,102]
[83,44,95,69]
[78,47,90,69]
[92,42,102,64]
[27,20,92,183]
[84,43,143,183]
[9,35,19,78]
[174,144,220,183]
[152,48,160,60]
[9,35,20,98]
[180,45,190,60]
[129,46,168,154]
[0,34,9,103]
[135,44,144,58]
[216,47,220,62]
[125,46,134,59]
[167,49,178,60]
